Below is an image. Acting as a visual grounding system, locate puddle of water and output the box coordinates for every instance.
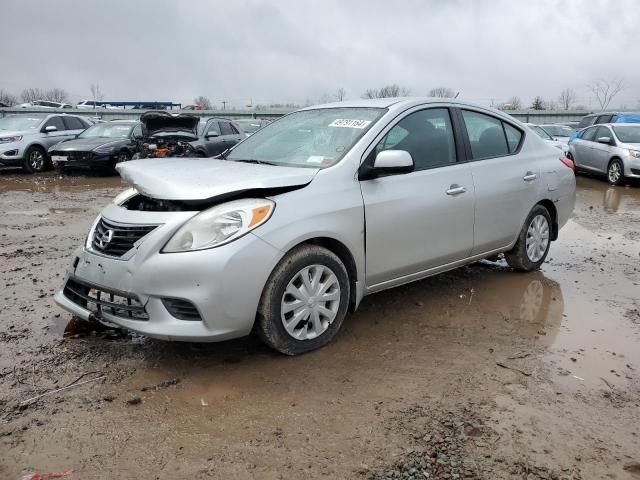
[0,171,123,194]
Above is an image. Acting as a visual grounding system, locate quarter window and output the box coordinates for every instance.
[461,110,509,159]
[375,108,456,171]
[503,123,523,153]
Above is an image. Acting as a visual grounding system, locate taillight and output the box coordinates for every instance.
[560,156,575,172]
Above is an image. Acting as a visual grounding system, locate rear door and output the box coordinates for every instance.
[62,116,87,137]
[219,120,243,149]
[360,106,475,288]
[457,108,539,254]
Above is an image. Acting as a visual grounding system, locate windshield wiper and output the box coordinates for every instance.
[232,159,278,166]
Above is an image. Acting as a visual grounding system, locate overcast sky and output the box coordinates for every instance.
[1,0,638,109]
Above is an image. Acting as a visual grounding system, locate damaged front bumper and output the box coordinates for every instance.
[54,203,282,342]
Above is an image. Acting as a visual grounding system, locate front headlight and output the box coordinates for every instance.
[0,135,22,143]
[112,188,138,205]
[628,149,640,158]
[163,198,275,253]
[93,145,114,155]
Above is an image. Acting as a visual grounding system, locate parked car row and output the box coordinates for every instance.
[0,111,253,173]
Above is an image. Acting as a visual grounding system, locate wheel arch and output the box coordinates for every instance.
[287,236,359,312]
[536,199,558,241]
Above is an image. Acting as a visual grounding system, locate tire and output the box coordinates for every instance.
[23,146,48,173]
[504,204,552,272]
[112,150,131,173]
[256,245,350,355]
[607,158,625,186]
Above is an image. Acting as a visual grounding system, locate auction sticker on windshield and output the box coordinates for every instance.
[329,119,372,129]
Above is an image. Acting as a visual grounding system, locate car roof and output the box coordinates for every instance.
[108,119,139,124]
[299,97,517,120]
[606,122,640,127]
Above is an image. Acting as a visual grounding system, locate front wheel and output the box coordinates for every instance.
[505,205,552,272]
[256,245,350,355]
[607,159,625,186]
[23,146,48,173]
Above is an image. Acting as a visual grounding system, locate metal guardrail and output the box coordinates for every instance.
[0,107,287,121]
[0,107,593,124]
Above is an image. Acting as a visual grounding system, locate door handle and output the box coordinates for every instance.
[523,172,537,182]
[446,184,467,196]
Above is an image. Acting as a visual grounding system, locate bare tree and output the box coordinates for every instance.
[361,84,410,99]
[21,87,46,103]
[0,90,17,106]
[335,87,346,102]
[193,96,212,109]
[428,86,455,98]
[530,96,546,110]
[500,96,522,110]
[546,100,558,110]
[558,88,576,110]
[90,84,104,103]
[319,92,333,104]
[44,88,70,103]
[588,78,625,111]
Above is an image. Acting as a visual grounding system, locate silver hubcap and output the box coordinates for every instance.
[281,264,341,340]
[520,280,543,322]
[30,150,44,170]
[525,215,549,263]
[608,162,621,183]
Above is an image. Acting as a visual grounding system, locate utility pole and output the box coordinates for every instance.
[221,100,227,110]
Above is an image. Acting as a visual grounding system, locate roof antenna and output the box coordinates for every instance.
[454,91,460,99]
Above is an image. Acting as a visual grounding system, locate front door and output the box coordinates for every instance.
[360,107,475,288]
[589,126,615,173]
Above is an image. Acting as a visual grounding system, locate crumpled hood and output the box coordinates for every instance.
[140,111,199,137]
[116,158,319,201]
[50,137,128,152]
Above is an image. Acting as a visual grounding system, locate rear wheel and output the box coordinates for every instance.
[23,146,48,173]
[607,158,625,186]
[256,245,350,355]
[505,205,552,272]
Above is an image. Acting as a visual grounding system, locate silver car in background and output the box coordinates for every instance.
[55,98,575,355]
[0,113,92,172]
[568,123,640,185]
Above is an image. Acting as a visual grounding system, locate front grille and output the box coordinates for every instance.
[92,217,157,257]
[65,151,94,161]
[162,298,202,321]
[63,278,148,320]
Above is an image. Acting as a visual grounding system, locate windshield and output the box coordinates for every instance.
[0,115,44,131]
[227,108,385,167]
[80,123,133,138]
[613,126,640,143]
[530,125,553,140]
[541,125,573,137]
[236,120,262,133]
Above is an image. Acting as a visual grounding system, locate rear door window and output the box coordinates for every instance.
[461,110,509,159]
[63,116,85,130]
[596,114,613,124]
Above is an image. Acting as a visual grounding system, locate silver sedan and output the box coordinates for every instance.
[568,123,640,185]
[55,98,576,355]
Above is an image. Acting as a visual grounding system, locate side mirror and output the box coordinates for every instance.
[597,136,611,144]
[359,150,414,180]
[206,131,219,138]
[44,125,57,133]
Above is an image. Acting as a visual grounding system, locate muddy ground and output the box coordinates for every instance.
[1,170,639,480]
